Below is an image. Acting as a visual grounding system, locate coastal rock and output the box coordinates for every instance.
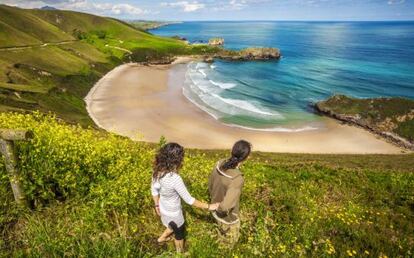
[315,95,414,150]
[215,47,281,61]
[239,47,281,60]
[171,35,187,41]
[203,56,214,63]
[208,38,224,46]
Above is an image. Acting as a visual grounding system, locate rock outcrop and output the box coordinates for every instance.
[208,38,224,46]
[213,47,281,61]
[315,95,414,150]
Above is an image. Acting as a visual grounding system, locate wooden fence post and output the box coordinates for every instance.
[0,129,33,207]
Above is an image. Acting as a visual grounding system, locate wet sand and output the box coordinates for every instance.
[85,60,404,154]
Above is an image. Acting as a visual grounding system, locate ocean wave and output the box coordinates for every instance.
[224,123,320,132]
[195,62,208,69]
[209,80,237,89]
[182,88,220,119]
[184,61,285,125]
[198,69,207,78]
[212,94,283,118]
[186,73,218,94]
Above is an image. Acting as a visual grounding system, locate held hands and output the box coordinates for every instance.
[208,202,220,211]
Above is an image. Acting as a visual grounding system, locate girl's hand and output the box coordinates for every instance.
[208,203,220,211]
[155,206,160,216]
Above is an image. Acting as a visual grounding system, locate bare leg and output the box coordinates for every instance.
[174,239,185,253]
[157,227,173,243]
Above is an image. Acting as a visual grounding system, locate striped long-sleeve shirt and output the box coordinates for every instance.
[151,172,195,227]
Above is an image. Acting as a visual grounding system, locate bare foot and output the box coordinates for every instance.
[157,235,173,243]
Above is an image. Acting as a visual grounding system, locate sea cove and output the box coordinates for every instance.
[85,60,402,153]
[151,21,414,130]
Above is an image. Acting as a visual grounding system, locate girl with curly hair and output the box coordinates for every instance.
[151,142,219,253]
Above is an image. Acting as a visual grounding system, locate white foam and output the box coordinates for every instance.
[209,80,237,89]
[195,62,208,69]
[186,73,215,94]
[212,94,283,118]
[210,64,216,69]
[223,123,320,132]
[184,61,286,125]
[182,88,220,119]
[198,69,207,78]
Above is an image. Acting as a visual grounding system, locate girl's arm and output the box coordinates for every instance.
[151,180,161,216]
[192,199,220,211]
[152,195,160,216]
[174,175,219,211]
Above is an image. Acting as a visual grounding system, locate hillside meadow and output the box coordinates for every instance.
[0,5,220,126]
[0,112,413,257]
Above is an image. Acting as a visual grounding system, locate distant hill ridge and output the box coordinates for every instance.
[0,4,147,48]
[40,6,58,11]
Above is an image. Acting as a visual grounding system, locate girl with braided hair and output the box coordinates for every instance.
[208,140,252,246]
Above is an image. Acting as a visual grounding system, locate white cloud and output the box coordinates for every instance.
[94,3,147,15]
[210,0,272,11]
[0,0,149,16]
[388,0,405,5]
[161,1,205,12]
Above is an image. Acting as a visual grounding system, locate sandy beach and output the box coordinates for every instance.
[85,59,404,154]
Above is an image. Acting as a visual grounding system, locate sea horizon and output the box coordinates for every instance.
[142,19,414,23]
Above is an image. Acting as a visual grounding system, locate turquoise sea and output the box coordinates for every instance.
[151,21,414,131]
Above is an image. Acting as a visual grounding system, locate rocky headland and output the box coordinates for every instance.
[141,47,281,65]
[315,95,414,150]
[213,47,281,61]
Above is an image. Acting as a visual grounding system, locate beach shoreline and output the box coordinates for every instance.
[84,60,405,154]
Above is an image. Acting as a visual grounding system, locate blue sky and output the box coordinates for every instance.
[1,0,413,21]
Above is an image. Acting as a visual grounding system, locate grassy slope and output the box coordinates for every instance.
[0,113,413,257]
[0,5,219,126]
[316,95,414,142]
[0,5,73,47]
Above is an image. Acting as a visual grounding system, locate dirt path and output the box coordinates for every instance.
[104,44,132,54]
[0,40,78,52]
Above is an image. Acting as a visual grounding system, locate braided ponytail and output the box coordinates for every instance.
[220,140,252,171]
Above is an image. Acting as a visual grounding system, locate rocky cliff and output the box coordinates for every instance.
[315,95,414,150]
[207,47,281,61]
[208,38,224,46]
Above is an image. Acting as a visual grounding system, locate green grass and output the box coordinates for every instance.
[0,82,48,93]
[57,42,109,64]
[0,20,41,48]
[0,112,413,257]
[0,46,91,76]
[0,5,73,47]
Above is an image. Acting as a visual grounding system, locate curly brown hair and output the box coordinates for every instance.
[153,143,185,180]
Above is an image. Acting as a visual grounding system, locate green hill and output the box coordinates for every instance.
[0,5,218,125]
[0,5,73,47]
[0,112,413,257]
